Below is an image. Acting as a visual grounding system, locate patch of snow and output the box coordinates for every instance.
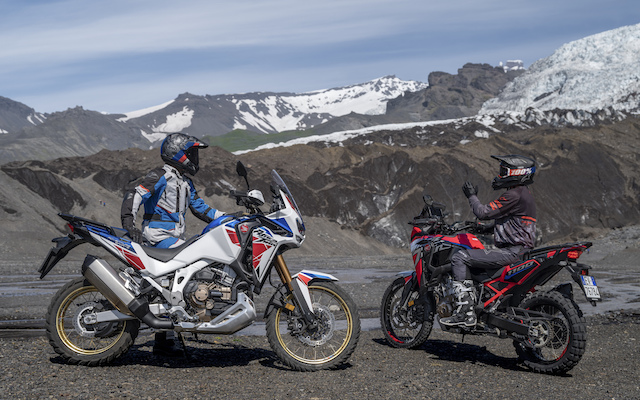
[118,100,175,122]
[233,119,248,130]
[151,106,194,133]
[140,129,166,144]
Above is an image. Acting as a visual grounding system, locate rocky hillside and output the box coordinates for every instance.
[0,107,155,163]
[0,96,46,134]
[2,114,639,258]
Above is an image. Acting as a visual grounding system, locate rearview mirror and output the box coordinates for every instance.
[236,161,247,178]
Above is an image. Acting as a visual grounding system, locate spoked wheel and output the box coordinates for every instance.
[514,290,586,374]
[45,277,139,366]
[380,277,433,348]
[266,281,360,371]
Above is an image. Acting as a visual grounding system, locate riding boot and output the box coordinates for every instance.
[153,331,184,357]
[440,280,477,327]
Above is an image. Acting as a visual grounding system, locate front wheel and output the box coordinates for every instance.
[513,290,587,374]
[380,277,434,348]
[45,277,140,366]
[265,281,360,371]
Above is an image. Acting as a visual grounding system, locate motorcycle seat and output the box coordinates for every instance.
[470,267,503,283]
[141,235,201,262]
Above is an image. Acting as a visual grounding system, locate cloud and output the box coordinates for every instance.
[2,0,639,113]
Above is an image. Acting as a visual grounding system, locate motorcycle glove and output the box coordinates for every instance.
[462,181,478,198]
[125,225,143,243]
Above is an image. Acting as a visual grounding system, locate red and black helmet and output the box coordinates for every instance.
[491,154,536,190]
[160,133,208,175]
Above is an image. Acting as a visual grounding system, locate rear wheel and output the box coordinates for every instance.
[266,281,360,371]
[513,290,586,374]
[380,277,433,348]
[45,277,139,366]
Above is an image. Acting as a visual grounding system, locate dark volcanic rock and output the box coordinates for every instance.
[2,164,86,213]
[2,115,640,250]
[386,63,524,122]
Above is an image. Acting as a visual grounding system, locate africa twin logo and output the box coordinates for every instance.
[505,260,537,279]
[432,242,452,253]
[254,229,277,246]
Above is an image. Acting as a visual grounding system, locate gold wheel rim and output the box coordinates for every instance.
[275,285,353,365]
[56,285,125,355]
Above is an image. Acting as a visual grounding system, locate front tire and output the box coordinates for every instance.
[45,277,140,366]
[380,277,433,348]
[265,281,360,371]
[513,290,587,374]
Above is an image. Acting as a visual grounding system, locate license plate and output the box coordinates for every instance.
[580,275,601,300]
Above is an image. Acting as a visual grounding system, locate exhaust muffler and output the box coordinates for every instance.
[81,255,173,329]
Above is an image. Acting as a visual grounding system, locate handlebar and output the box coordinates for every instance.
[410,217,493,235]
[230,190,263,214]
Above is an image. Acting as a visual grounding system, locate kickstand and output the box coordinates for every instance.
[461,333,466,343]
[177,332,190,360]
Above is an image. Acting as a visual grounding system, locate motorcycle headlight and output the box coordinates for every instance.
[297,219,305,236]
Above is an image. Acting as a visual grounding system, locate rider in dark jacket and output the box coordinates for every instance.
[440,155,537,327]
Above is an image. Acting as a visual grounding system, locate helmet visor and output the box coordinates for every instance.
[185,147,199,167]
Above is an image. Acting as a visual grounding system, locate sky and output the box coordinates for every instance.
[1,0,638,115]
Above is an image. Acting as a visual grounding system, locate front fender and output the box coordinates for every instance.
[263,270,338,319]
[293,270,339,284]
[395,270,414,278]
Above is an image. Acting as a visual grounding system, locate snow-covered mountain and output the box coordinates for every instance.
[244,24,640,154]
[0,96,47,134]
[481,23,640,114]
[120,75,428,138]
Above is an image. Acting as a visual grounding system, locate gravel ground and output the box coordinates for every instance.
[0,312,638,399]
[2,226,640,399]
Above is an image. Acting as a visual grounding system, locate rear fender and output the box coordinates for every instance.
[38,234,86,279]
[551,282,574,299]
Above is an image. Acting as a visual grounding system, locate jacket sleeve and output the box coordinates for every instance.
[120,169,162,229]
[187,179,224,223]
[468,191,519,221]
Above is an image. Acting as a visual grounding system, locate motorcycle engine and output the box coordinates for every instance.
[184,264,237,322]
[434,278,457,318]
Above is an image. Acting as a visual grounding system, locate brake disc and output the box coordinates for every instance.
[297,304,335,346]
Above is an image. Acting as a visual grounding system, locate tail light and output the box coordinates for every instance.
[66,223,75,234]
[567,250,582,260]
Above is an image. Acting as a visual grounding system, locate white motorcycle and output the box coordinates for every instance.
[39,162,360,371]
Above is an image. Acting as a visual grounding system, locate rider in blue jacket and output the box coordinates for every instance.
[120,132,226,355]
[121,133,225,248]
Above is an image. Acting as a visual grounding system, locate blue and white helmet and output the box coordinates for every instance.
[160,133,208,175]
[491,155,536,190]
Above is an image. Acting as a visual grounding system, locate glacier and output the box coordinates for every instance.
[481,23,640,114]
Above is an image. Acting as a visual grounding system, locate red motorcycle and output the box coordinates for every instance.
[380,194,600,374]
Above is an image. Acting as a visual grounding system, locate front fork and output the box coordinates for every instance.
[273,254,317,324]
